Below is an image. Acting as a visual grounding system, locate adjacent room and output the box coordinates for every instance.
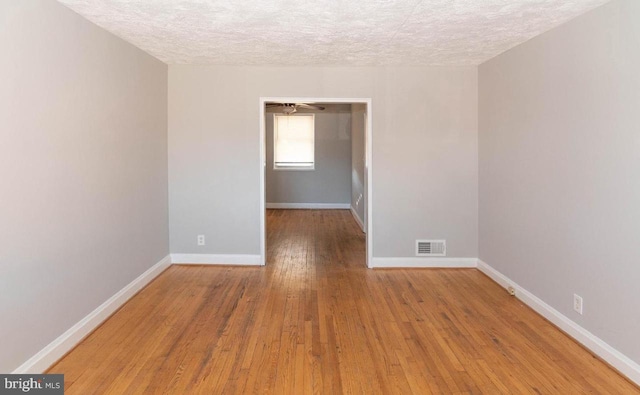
[264,101,368,268]
[2,0,639,393]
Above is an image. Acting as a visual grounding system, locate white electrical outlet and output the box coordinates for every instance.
[573,294,583,315]
[197,235,205,246]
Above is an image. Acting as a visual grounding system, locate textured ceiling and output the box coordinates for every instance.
[58,0,610,66]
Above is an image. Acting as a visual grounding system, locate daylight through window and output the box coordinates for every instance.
[274,114,315,170]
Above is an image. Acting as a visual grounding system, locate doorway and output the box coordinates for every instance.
[259,97,373,268]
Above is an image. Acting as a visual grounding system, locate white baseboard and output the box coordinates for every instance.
[171,254,261,265]
[477,259,640,386]
[266,203,350,209]
[12,255,171,374]
[371,257,477,268]
[350,206,365,233]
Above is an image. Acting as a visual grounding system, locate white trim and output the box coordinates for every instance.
[259,100,266,266]
[171,254,261,265]
[371,257,477,268]
[12,255,171,374]
[272,166,315,171]
[477,259,640,386]
[259,97,373,269]
[365,101,373,268]
[350,206,365,232]
[266,203,350,210]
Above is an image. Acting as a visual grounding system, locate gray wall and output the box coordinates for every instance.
[351,103,366,225]
[479,0,640,364]
[168,66,478,258]
[0,1,169,372]
[266,105,351,205]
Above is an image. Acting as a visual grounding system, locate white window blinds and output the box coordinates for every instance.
[274,114,315,169]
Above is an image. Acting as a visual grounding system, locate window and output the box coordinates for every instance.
[273,114,315,170]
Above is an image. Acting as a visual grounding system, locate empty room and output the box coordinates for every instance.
[1,0,639,393]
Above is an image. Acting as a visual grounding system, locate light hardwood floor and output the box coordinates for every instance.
[50,209,639,394]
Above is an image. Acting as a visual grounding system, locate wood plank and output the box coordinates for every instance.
[49,209,640,394]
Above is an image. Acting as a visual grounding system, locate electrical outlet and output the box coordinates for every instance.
[573,294,583,315]
[197,235,205,246]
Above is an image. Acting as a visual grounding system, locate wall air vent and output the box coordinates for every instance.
[416,240,446,257]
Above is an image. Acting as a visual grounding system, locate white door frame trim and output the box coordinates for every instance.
[259,97,373,268]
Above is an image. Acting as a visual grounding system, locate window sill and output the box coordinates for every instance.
[273,166,315,171]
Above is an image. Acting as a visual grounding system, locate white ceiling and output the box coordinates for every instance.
[58,0,610,66]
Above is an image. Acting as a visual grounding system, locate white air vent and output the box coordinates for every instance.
[416,240,446,257]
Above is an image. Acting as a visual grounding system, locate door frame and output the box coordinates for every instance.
[259,97,373,268]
